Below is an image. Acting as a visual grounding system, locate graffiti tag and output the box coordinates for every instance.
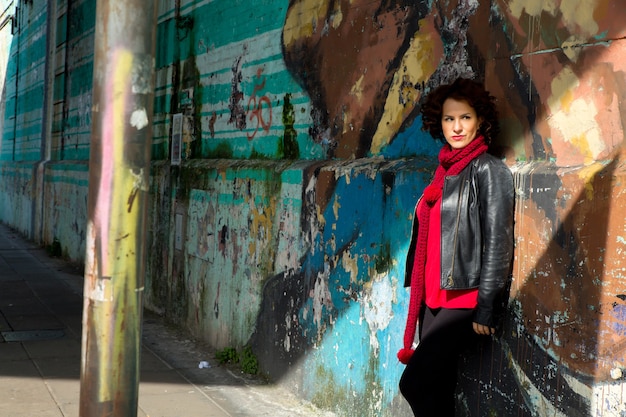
[246,68,272,140]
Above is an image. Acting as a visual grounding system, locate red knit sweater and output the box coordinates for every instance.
[421,198,478,309]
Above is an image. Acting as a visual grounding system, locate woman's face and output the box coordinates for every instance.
[441,98,482,149]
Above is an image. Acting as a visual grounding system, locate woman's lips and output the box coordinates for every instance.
[452,135,465,141]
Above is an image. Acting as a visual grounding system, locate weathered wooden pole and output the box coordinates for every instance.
[79,0,157,414]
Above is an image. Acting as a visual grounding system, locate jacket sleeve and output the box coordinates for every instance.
[404,205,420,288]
[474,157,515,328]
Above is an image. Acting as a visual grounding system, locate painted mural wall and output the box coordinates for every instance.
[148,0,626,415]
[0,0,625,416]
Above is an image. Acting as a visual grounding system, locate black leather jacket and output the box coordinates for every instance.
[404,153,515,328]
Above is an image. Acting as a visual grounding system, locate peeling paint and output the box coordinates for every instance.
[341,250,358,284]
[361,275,394,355]
[310,264,335,342]
[228,56,246,131]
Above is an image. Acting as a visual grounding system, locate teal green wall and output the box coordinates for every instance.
[153,0,326,161]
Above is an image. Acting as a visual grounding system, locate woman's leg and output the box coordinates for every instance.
[399,307,476,417]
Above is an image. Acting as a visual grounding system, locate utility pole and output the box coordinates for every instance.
[79,0,157,414]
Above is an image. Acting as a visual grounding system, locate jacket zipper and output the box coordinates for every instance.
[447,176,465,288]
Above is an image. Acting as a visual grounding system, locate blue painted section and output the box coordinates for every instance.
[380,114,444,159]
[295,161,437,412]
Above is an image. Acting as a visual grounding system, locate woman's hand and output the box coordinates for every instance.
[473,322,495,335]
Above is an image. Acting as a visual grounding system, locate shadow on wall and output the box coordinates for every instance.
[459,149,625,416]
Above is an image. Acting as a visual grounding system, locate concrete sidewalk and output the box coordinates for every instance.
[0,224,335,417]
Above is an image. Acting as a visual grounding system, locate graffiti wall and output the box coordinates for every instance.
[0,0,624,416]
[146,0,626,415]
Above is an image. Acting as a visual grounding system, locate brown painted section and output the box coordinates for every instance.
[283,1,423,158]
[513,146,626,381]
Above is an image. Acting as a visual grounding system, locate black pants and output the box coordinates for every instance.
[399,306,477,417]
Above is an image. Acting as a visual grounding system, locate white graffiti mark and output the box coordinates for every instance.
[360,274,395,356]
[130,107,149,130]
[312,263,333,340]
[304,175,324,253]
[284,311,292,352]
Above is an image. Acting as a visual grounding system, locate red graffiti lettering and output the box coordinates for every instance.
[246,68,272,140]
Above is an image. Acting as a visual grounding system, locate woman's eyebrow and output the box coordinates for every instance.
[442,113,472,117]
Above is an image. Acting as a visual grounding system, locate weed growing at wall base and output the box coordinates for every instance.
[240,346,259,375]
[216,345,259,375]
[216,347,239,364]
[46,238,63,258]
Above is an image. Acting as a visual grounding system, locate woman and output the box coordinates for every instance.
[398,78,515,416]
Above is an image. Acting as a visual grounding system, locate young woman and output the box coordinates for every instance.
[398,78,515,416]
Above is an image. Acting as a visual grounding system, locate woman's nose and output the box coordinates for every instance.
[453,120,462,132]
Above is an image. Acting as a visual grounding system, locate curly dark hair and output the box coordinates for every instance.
[420,78,500,144]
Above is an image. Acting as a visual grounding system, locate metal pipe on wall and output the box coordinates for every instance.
[79,0,157,414]
[32,0,55,244]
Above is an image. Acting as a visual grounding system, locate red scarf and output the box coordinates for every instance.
[397,136,488,364]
